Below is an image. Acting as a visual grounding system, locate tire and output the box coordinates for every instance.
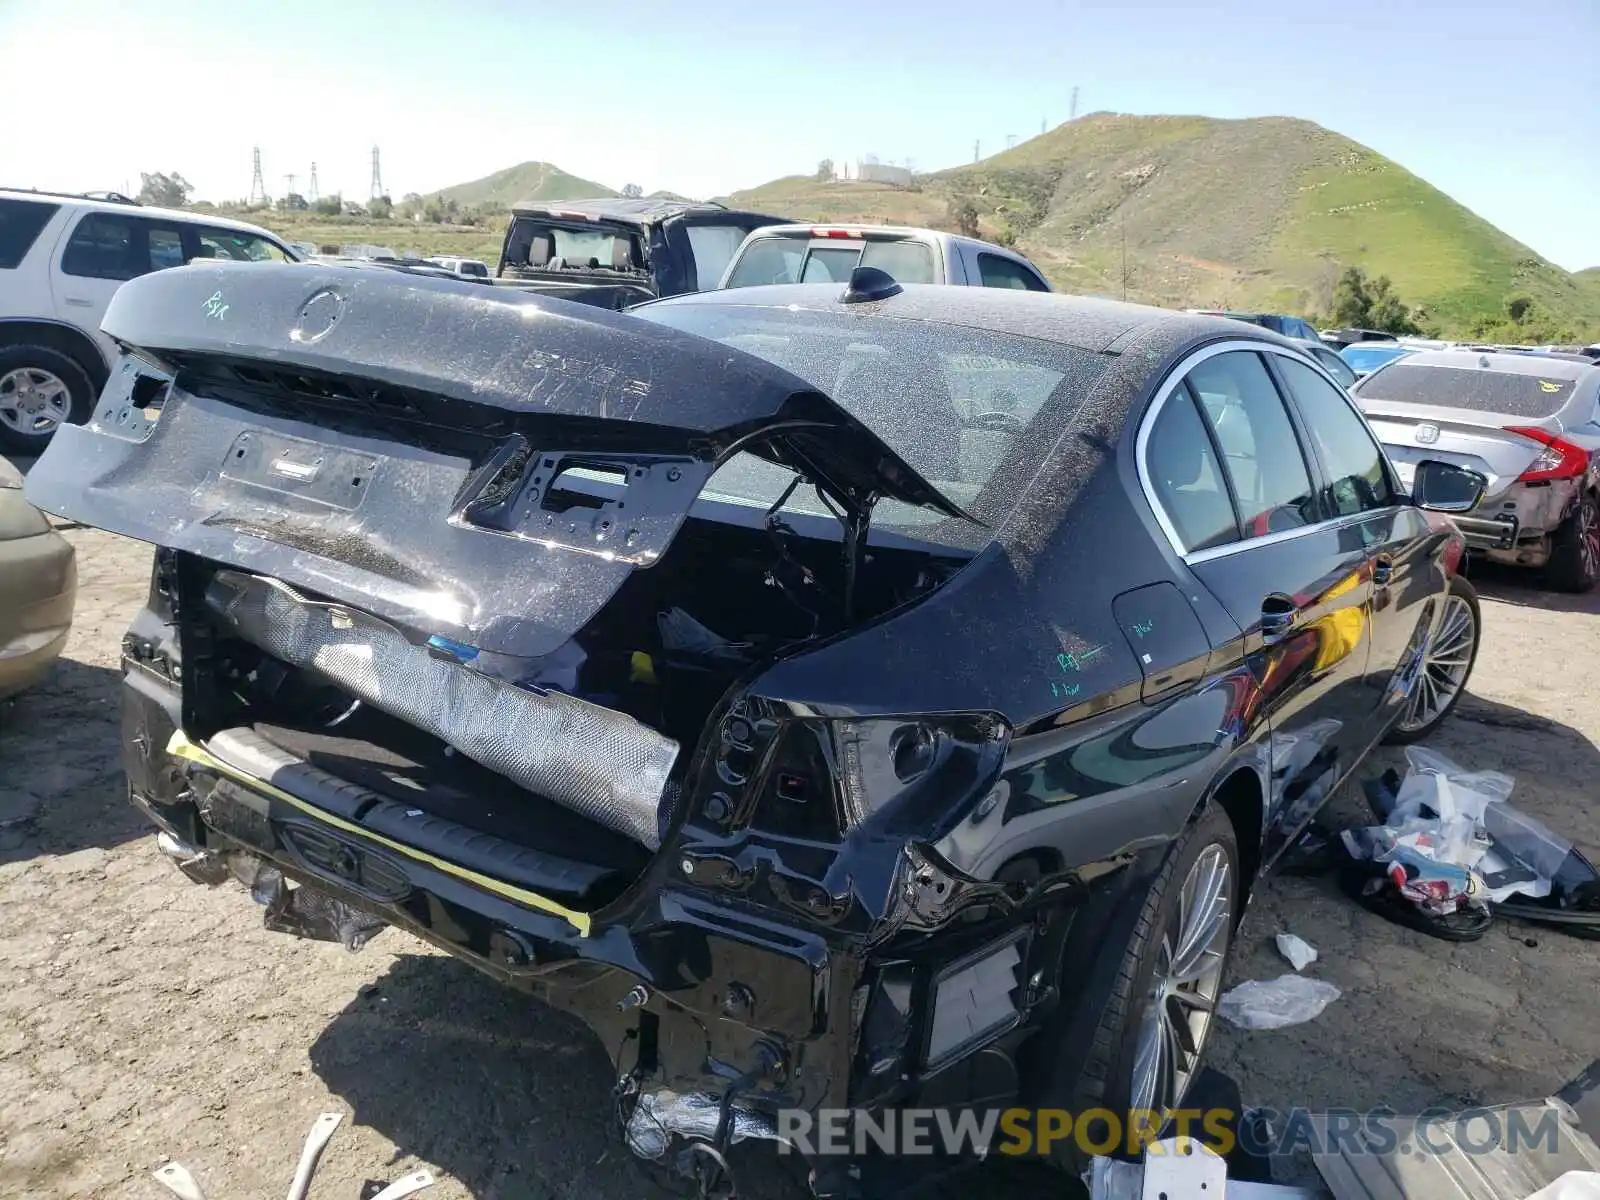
[0,344,96,455]
[1545,492,1600,594]
[1383,574,1480,745]
[1062,803,1239,1162]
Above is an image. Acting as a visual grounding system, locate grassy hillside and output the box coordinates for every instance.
[223,209,507,264]
[432,161,616,209]
[730,114,1600,338]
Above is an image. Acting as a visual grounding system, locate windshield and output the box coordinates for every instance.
[723,236,936,288]
[1354,362,1580,418]
[633,301,1110,529]
[1341,345,1412,374]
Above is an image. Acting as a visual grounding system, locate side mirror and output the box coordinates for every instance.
[1411,459,1487,513]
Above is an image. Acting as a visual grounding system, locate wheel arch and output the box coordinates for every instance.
[0,320,110,392]
[1201,761,1266,909]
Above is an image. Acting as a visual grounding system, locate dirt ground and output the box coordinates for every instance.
[1,523,1596,1200]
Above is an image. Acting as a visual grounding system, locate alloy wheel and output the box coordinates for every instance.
[1580,498,1600,586]
[1395,592,1477,734]
[1129,844,1232,1116]
[0,366,72,437]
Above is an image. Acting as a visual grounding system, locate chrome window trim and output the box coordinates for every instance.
[1135,338,1405,564]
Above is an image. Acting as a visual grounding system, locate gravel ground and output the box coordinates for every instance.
[1,523,1596,1200]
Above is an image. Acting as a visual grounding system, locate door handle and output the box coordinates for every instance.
[1260,595,1297,646]
[1373,555,1394,587]
[63,296,94,307]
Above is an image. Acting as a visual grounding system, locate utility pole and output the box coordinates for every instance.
[1070,86,1080,121]
[973,139,980,163]
[307,163,319,204]
[1041,116,1047,136]
[283,174,297,201]
[248,147,266,207]
[370,146,384,200]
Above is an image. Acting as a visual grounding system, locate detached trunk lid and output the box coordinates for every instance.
[25,261,970,659]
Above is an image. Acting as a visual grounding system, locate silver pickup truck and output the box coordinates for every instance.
[718,223,1053,292]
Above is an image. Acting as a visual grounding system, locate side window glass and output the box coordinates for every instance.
[1146,384,1239,553]
[148,226,186,271]
[1187,352,1318,539]
[198,228,289,262]
[1277,356,1397,517]
[977,253,1049,291]
[61,213,138,280]
[1316,348,1358,388]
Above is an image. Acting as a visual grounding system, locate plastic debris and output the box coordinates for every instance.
[1523,1171,1600,1200]
[1275,932,1318,971]
[1345,747,1571,919]
[1217,975,1341,1030]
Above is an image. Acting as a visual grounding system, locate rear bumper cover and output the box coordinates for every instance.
[1451,512,1520,551]
[148,726,849,1111]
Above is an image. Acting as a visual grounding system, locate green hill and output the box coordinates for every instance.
[433,161,616,209]
[729,114,1600,339]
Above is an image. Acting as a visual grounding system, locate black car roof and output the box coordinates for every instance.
[645,283,1285,358]
[508,197,774,226]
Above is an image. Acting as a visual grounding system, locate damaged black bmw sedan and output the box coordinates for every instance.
[27,262,1485,1194]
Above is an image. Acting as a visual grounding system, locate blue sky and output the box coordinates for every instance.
[3,0,1596,269]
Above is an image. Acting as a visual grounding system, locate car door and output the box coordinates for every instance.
[52,212,191,365]
[1272,354,1441,731]
[1143,345,1376,865]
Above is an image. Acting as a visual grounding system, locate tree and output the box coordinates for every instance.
[946,195,980,239]
[1329,266,1420,335]
[398,192,424,221]
[1505,294,1534,323]
[1366,275,1421,336]
[815,159,834,183]
[276,193,308,213]
[422,196,446,223]
[620,183,644,199]
[368,194,394,220]
[1330,266,1372,328]
[138,172,193,208]
[313,193,343,217]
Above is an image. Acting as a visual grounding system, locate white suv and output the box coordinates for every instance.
[0,189,298,453]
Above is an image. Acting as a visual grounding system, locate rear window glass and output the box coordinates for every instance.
[800,246,858,283]
[723,237,935,289]
[503,219,641,272]
[1355,363,1577,419]
[633,303,1109,529]
[860,240,934,284]
[459,260,489,277]
[0,198,58,269]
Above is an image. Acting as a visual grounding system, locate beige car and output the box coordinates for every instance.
[0,457,75,699]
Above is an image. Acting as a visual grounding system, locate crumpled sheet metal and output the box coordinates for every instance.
[206,571,678,849]
[624,1087,784,1161]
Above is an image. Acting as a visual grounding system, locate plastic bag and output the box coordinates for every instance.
[1275,932,1318,971]
[1217,975,1340,1030]
[1344,746,1564,911]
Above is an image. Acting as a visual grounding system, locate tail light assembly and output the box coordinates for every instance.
[1509,427,1588,482]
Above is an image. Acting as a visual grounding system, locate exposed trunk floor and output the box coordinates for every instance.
[250,710,651,880]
